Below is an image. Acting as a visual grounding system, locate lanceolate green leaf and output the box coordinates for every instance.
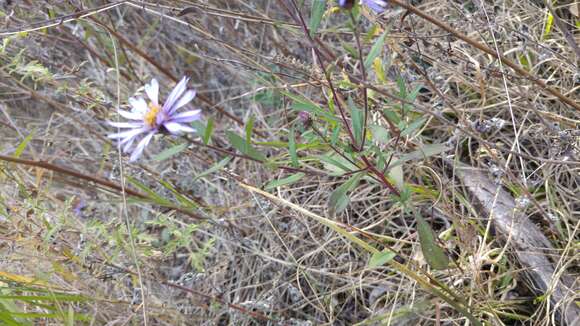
[369,124,390,144]
[193,156,232,181]
[309,0,325,37]
[369,249,396,268]
[364,30,388,68]
[281,90,338,122]
[192,118,214,145]
[13,130,35,158]
[245,116,255,145]
[348,97,364,147]
[400,117,427,137]
[126,176,172,206]
[152,143,188,161]
[226,131,266,161]
[416,214,450,270]
[390,143,450,168]
[264,172,305,190]
[203,117,214,145]
[157,179,198,209]
[328,172,364,216]
[289,127,299,167]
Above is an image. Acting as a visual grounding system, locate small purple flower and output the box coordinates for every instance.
[298,111,312,128]
[362,0,388,13]
[337,0,355,10]
[108,77,201,162]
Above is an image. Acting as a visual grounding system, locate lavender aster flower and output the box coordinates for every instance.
[108,77,201,162]
[362,0,388,13]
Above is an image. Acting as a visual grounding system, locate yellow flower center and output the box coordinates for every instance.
[144,102,161,127]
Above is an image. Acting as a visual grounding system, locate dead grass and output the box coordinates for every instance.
[0,0,578,325]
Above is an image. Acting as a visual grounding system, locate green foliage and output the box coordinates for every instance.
[226,130,266,161]
[288,127,299,167]
[152,143,188,161]
[283,91,338,123]
[265,172,305,190]
[309,0,326,37]
[253,88,281,107]
[364,30,388,68]
[144,215,210,272]
[193,156,232,181]
[193,118,215,145]
[245,116,255,145]
[348,97,364,148]
[416,214,450,270]
[13,131,35,158]
[328,172,364,216]
[0,279,90,325]
[368,249,396,268]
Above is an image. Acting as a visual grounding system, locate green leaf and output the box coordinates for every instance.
[388,163,404,191]
[330,124,341,146]
[372,57,386,83]
[542,12,554,39]
[193,156,232,181]
[192,118,214,145]
[0,312,23,326]
[67,304,74,326]
[126,176,172,206]
[245,116,255,145]
[226,131,266,161]
[253,89,280,106]
[157,179,198,209]
[383,109,400,125]
[0,294,87,302]
[192,120,206,138]
[203,118,214,145]
[369,249,396,268]
[390,143,450,168]
[318,153,359,175]
[348,97,364,147]
[152,143,188,161]
[309,0,325,37]
[328,172,363,215]
[13,130,35,158]
[407,85,422,103]
[400,117,427,137]
[364,30,388,68]
[396,76,407,98]
[289,127,299,167]
[369,124,390,144]
[282,90,338,122]
[264,172,305,190]
[416,214,449,270]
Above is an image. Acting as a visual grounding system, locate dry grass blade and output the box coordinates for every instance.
[453,161,580,325]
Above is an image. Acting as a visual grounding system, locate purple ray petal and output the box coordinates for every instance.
[169,90,196,114]
[144,79,159,105]
[163,122,196,134]
[169,109,201,123]
[129,97,148,113]
[362,0,387,13]
[123,136,136,153]
[163,76,189,113]
[108,121,144,128]
[129,132,155,162]
[108,127,147,140]
[118,109,144,120]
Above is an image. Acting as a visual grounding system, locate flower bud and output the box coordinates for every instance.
[338,0,355,10]
[298,111,312,128]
